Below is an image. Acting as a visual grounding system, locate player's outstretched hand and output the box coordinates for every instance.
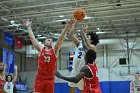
[14,65,18,70]
[54,71,62,78]
[82,24,88,32]
[66,18,77,28]
[24,19,32,27]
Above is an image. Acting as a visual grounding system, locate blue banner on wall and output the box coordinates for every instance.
[9,51,14,73]
[3,48,14,75]
[3,48,9,74]
[4,32,14,45]
[15,82,28,91]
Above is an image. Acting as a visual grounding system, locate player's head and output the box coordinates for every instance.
[87,32,99,46]
[134,72,140,80]
[0,63,4,71]
[44,37,53,47]
[84,49,96,64]
[6,74,13,82]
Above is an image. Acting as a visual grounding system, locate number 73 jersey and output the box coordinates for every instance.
[37,47,57,79]
[72,43,85,71]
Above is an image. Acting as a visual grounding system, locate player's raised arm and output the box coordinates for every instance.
[25,20,42,53]
[54,18,76,57]
[13,65,18,83]
[79,30,88,51]
[82,24,97,51]
[69,20,80,47]
[82,24,92,47]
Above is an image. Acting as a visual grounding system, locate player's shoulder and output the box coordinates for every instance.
[80,65,90,72]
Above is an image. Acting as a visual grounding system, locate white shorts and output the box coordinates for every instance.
[68,69,84,90]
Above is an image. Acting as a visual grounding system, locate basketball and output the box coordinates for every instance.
[73,7,86,21]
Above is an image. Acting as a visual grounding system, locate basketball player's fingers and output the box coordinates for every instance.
[27,20,32,26]
[69,19,75,26]
[14,64,18,69]
[72,16,80,23]
[22,19,28,25]
[71,17,75,20]
[25,19,32,23]
[82,24,88,32]
[66,20,73,27]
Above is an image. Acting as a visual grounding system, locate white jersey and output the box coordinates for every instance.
[130,80,140,93]
[4,82,14,93]
[72,42,85,71]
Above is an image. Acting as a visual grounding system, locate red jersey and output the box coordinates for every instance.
[0,77,4,92]
[36,47,57,81]
[83,63,102,93]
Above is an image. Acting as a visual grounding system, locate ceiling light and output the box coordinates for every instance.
[10,20,15,24]
[38,37,46,39]
[97,28,100,31]
[85,16,93,19]
[59,15,64,18]
[37,34,41,37]
[52,19,68,22]
[96,31,114,34]
[96,32,106,34]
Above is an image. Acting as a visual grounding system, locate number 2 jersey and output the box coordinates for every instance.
[36,47,57,80]
[72,42,85,71]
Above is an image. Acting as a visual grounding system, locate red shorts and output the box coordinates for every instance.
[34,78,54,93]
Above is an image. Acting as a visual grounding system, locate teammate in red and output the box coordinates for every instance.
[25,19,76,93]
[0,63,5,93]
[55,49,102,93]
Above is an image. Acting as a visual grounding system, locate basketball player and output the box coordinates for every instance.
[25,18,76,93]
[4,65,18,93]
[68,21,99,93]
[0,63,5,93]
[55,49,102,93]
[130,72,140,93]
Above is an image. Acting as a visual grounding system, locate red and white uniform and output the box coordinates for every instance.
[34,47,57,93]
[83,63,102,93]
[0,76,4,93]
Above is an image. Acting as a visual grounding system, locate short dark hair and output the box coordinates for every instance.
[87,32,99,46]
[6,74,13,82]
[85,49,96,64]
